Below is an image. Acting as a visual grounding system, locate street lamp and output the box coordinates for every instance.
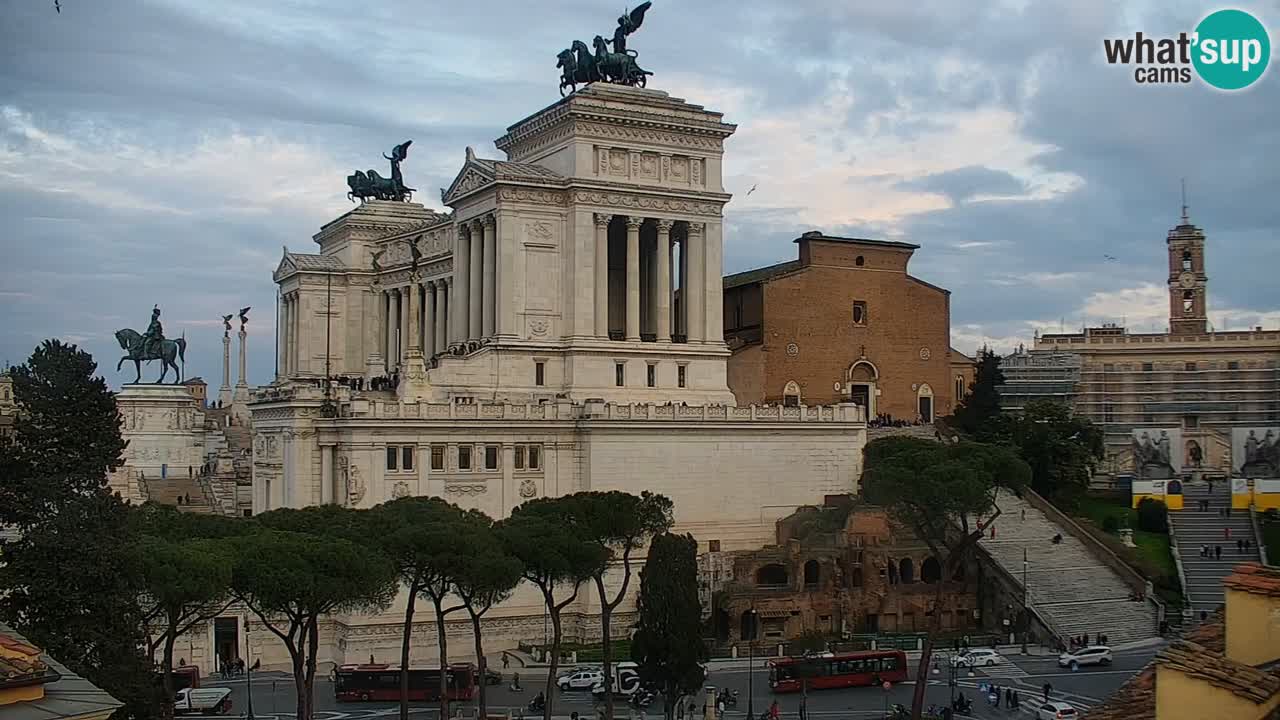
[244,619,260,720]
[1021,548,1029,655]
[746,609,757,720]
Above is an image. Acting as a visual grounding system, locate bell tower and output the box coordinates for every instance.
[1167,191,1208,336]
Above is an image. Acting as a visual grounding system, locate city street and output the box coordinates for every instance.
[201,643,1160,720]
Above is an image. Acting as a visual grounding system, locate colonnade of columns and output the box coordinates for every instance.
[378,277,452,371]
[278,290,304,377]
[593,214,708,344]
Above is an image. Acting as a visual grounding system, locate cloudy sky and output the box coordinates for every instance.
[2,0,1278,388]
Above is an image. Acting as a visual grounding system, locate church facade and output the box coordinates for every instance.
[234,83,868,670]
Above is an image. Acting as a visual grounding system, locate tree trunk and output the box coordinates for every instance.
[909,563,951,720]
[597,578,615,720]
[304,617,320,720]
[545,600,563,720]
[470,611,488,720]
[433,598,451,720]
[161,622,177,720]
[401,583,419,720]
[289,642,308,720]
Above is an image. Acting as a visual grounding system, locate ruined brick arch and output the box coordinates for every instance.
[898,557,915,584]
[756,563,789,587]
[803,559,820,587]
[921,556,941,584]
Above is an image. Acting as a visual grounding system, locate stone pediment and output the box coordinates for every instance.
[441,148,497,205]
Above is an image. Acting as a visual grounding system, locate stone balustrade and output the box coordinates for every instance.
[341,398,864,423]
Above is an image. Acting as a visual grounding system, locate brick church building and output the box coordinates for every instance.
[723,231,971,421]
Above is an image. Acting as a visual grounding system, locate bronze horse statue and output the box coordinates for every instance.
[114,329,186,384]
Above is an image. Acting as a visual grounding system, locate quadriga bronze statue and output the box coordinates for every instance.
[347,140,415,203]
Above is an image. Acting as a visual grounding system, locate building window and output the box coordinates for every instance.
[646,363,656,388]
[1183,290,1195,314]
[1182,249,1192,271]
[386,447,398,471]
[855,255,865,267]
[514,446,525,469]
[458,445,472,471]
[430,445,445,471]
[387,446,415,472]
[1185,362,1196,371]
[1142,362,1154,372]
[678,364,687,388]
[1103,401,1115,423]
[484,445,499,471]
[954,375,964,401]
[708,540,721,553]
[1185,416,1199,429]
[783,380,801,407]
[852,301,867,326]
[528,444,541,469]
[615,362,625,387]
[1103,363,1115,372]
[1228,361,1240,370]
[535,361,545,386]
[402,446,414,472]
[242,508,252,517]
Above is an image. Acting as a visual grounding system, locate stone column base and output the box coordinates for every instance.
[366,354,386,380]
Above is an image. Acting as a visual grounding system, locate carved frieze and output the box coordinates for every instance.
[497,187,567,207]
[577,122,724,152]
[571,190,722,217]
[445,483,488,496]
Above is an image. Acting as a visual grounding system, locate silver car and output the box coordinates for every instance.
[1057,645,1113,670]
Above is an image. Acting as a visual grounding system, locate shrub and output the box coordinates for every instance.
[1102,515,1120,533]
[1136,498,1169,534]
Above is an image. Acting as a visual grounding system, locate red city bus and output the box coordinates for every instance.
[768,650,909,693]
[334,663,476,702]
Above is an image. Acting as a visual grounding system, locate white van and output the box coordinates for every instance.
[173,687,233,715]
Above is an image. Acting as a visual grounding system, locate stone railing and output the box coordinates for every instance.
[340,398,865,424]
[1022,488,1166,626]
[971,541,1065,648]
[1249,503,1272,567]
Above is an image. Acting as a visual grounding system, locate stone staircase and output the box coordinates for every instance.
[983,493,1159,646]
[144,473,217,514]
[1171,482,1260,612]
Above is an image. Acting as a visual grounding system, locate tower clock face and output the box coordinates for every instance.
[1179,272,1197,289]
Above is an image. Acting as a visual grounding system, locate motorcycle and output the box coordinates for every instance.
[528,695,546,713]
[952,695,972,715]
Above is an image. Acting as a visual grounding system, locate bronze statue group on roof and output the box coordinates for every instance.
[557,2,654,96]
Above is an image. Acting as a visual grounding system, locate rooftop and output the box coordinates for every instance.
[793,231,919,250]
[0,623,121,720]
[722,260,801,290]
[1223,563,1280,598]
[1158,639,1280,705]
[284,252,345,272]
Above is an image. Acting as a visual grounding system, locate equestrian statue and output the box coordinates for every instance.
[115,305,187,384]
[347,140,416,203]
[558,3,653,96]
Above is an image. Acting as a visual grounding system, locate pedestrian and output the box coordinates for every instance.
[1005,688,1013,708]
[993,685,1001,708]
[1238,539,1245,553]
[1200,609,1208,622]
[1199,544,1206,557]
[1013,690,1021,709]
[177,495,183,506]
[1246,539,1253,551]
[1225,527,1232,540]
[503,654,510,669]
[1021,509,1026,521]
[717,698,725,720]
[769,700,780,720]
[1043,682,1052,703]
[1215,545,1222,560]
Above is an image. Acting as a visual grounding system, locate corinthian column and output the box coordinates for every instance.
[687,223,706,343]
[469,219,483,340]
[387,289,400,369]
[625,216,643,341]
[482,215,497,338]
[594,213,611,338]
[655,219,673,342]
[436,278,449,352]
[453,226,470,345]
[423,281,437,357]
[405,282,420,353]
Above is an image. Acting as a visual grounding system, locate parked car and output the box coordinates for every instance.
[950,649,1002,667]
[1057,646,1113,670]
[558,670,604,691]
[173,687,232,715]
[1035,700,1078,719]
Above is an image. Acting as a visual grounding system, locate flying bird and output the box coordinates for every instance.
[1103,254,1117,261]
[746,184,757,196]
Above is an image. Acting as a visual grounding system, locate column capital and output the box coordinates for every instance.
[686,222,705,238]
[481,213,496,229]
[656,218,675,232]
[437,276,450,289]
[456,225,469,241]
[594,212,613,227]
[470,217,485,232]
[625,215,645,229]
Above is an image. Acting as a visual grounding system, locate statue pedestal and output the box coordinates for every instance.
[397,351,430,403]
[115,385,206,504]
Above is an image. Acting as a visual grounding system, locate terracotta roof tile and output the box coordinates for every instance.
[1157,639,1280,704]
[1224,563,1280,598]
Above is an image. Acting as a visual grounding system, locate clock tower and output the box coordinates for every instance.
[1167,203,1208,336]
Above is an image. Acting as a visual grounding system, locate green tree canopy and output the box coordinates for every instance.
[950,347,1005,436]
[860,435,1029,719]
[372,496,471,720]
[230,525,396,720]
[984,399,1103,502]
[499,498,607,720]
[630,533,707,720]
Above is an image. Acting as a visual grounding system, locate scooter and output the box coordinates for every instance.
[528,695,546,713]
[951,695,972,715]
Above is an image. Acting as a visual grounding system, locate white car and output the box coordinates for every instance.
[558,670,604,691]
[1057,645,1112,670]
[950,649,1002,667]
[1035,700,1078,719]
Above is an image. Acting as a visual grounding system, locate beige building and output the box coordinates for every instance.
[1033,213,1280,474]
[221,83,867,672]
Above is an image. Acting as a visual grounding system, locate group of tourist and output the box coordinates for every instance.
[1065,633,1106,649]
[867,413,926,428]
[985,682,1023,709]
[1200,539,1252,558]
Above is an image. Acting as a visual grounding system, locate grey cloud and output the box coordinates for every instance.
[895,166,1027,204]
